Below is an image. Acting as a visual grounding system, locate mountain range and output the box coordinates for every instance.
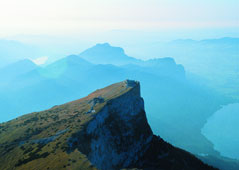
[0,42,237,170]
[151,37,239,99]
[0,39,43,68]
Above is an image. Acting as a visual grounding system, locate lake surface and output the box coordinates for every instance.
[202,103,239,160]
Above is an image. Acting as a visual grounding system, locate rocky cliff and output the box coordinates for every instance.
[0,80,217,170]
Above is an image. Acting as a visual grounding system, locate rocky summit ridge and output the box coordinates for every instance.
[0,80,217,170]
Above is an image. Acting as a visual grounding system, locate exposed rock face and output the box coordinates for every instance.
[85,80,152,170]
[66,80,217,170]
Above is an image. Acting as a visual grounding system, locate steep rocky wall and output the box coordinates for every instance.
[80,81,153,170]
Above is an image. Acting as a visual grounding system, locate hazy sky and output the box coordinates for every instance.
[0,0,238,62]
[0,0,238,37]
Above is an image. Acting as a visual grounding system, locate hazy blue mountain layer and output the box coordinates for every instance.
[0,40,42,68]
[151,37,239,99]
[78,43,139,65]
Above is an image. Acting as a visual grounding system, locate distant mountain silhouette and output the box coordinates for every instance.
[41,55,93,79]
[171,37,239,45]
[0,40,42,68]
[153,37,239,99]
[79,43,140,65]
[0,59,38,83]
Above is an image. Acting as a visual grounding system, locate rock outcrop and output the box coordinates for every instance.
[72,80,152,170]
[0,80,217,170]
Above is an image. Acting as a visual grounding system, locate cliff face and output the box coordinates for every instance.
[0,80,217,170]
[69,80,153,170]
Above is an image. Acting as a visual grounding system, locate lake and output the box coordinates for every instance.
[202,103,239,160]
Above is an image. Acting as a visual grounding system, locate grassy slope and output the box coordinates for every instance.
[0,81,130,170]
[0,80,218,170]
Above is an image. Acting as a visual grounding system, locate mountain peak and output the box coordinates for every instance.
[95,42,111,47]
[0,59,37,80]
[79,43,138,65]
[71,79,141,106]
[0,80,217,170]
[9,59,36,67]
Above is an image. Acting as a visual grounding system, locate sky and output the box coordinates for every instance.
[0,0,238,63]
[0,0,238,37]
